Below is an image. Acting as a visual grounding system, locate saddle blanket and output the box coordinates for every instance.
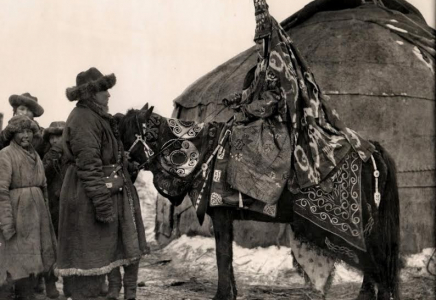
[206,148,366,251]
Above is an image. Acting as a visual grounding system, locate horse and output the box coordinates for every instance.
[118,105,400,300]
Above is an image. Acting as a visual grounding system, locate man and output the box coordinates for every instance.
[57,67,148,300]
[0,93,47,157]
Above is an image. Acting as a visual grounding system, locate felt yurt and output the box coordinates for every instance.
[155,0,435,254]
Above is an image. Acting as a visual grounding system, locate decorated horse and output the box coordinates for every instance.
[118,1,400,299]
[118,103,399,300]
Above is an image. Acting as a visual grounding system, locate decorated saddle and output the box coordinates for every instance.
[208,0,377,251]
[224,0,375,204]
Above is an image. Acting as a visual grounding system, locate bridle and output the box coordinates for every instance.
[125,114,154,164]
[126,112,199,170]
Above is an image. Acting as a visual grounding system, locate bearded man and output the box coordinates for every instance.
[57,67,148,300]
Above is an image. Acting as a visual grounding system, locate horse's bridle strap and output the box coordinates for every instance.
[136,120,199,170]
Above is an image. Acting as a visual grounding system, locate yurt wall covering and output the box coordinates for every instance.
[155,0,435,253]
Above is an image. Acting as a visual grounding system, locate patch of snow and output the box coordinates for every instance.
[386,24,408,33]
[402,248,436,279]
[334,263,362,284]
[390,19,399,23]
[412,46,434,73]
[160,235,364,285]
[135,171,159,243]
[405,248,435,268]
[396,40,404,45]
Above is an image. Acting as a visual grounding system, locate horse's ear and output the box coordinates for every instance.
[140,105,154,121]
[141,103,149,111]
[144,106,154,119]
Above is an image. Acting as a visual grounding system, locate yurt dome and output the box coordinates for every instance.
[156,0,435,253]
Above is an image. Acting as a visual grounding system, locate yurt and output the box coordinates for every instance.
[155,0,435,253]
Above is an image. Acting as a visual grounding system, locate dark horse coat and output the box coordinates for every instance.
[56,100,147,277]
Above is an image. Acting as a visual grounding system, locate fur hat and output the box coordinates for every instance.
[2,115,40,143]
[66,67,116,101]
[9,93,44,117]
[43,121,66,141]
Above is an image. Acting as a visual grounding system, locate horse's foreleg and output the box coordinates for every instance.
[211,208,237,300]
[356,274,376,300]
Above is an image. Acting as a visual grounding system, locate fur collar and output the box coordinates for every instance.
[77,100,120,138]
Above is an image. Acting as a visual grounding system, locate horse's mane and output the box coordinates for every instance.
[117,109,138,144]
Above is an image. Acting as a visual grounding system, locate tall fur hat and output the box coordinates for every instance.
[2,115,40,143]
[43,121,66,141]
[9,93,44,117]
[66,67,116,101]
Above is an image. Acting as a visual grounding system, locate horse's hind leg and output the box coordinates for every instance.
[211,208,237,300]
[356,274,376,300]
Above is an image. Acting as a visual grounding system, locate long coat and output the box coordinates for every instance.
[43,144,65,237]
[56,101,147,277]
[0,141,57,286]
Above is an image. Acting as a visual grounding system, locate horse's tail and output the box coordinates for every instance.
[374,142,400,299]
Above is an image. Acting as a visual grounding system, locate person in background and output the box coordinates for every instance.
[41,121,68,299]
[0,93,48,157]
[0,115,57,300]
[42,121,66,238]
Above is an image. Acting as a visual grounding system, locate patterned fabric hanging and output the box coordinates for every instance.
[227,0,375,195]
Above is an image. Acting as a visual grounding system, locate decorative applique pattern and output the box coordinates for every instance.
[263,204,277,217]
[294,152,366,251]
[325,237,359,264]
[210,192,223,206]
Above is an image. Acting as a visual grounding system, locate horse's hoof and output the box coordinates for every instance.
[212,292,236,300]
[377,290,394,300]
[356,288,376,300]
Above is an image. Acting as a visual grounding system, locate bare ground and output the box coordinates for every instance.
[130,247,435,300]
[22,245,434,300]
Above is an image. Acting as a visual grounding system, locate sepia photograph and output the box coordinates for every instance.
[0,0,435,299]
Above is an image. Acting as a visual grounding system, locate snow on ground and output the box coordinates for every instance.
[159,234,363,286]
[135,171,158,244]
[402,247,436,279]
[135,171,436,289]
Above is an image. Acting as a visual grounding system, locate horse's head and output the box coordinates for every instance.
[118,103,155,168]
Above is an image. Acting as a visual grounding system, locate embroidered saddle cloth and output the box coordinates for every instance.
[207,146,367,251]
[292,151,367,251]
[226,118,292,205]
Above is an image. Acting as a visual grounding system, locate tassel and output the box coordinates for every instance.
[239,192,244,208]
[371,155,381,208]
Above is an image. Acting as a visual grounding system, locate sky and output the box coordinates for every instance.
[0,0,434,128]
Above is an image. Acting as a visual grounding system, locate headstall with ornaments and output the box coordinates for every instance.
[124,114,154,163]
